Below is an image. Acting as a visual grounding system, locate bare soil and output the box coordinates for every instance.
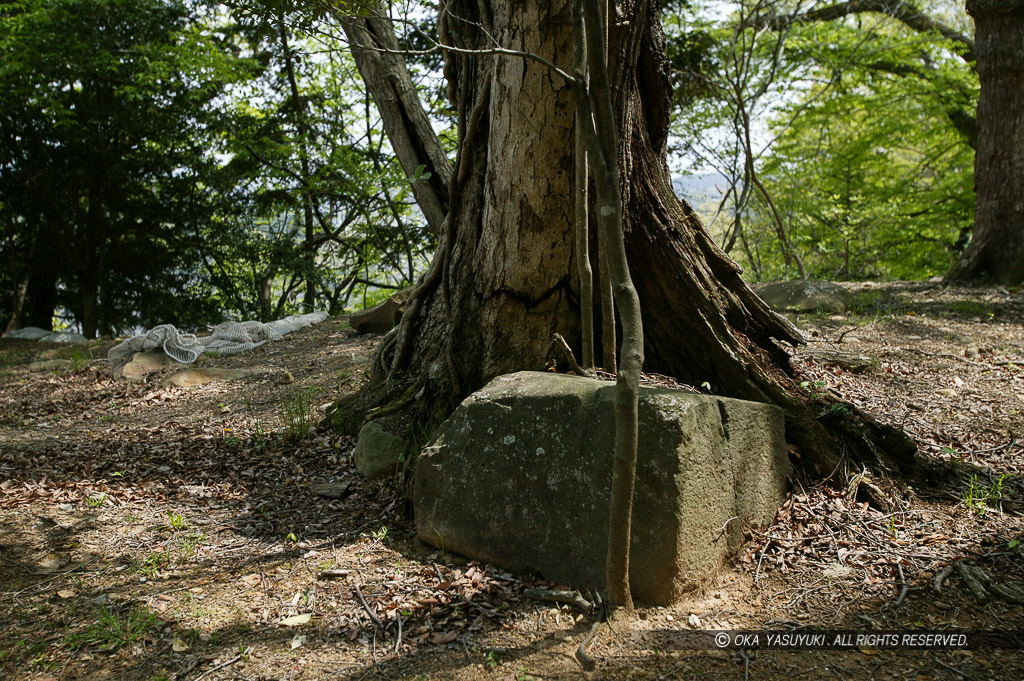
[1,281,1023,681]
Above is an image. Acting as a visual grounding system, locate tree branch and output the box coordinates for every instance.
[763,0,976,62]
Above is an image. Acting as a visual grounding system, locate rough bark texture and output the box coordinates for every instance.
[334,0,915,478]
[947,0,1024,285]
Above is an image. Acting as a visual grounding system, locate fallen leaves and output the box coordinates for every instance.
[278,613,312,627]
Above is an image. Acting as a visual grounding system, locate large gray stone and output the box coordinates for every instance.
[756,279,851,314]
[5,326,54,340]
[354,420,407,479]
[415,371,789,605]
[6,326,88,343]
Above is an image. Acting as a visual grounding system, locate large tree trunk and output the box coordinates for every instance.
[25,266,57,331]
[336,0,914,477]
[947,0,1024,285]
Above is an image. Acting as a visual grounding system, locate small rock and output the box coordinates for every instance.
[354,421,407,480]
[5,326,55,340]
[27,359,72,372]
[350,289,411,334]
[39,553,69,571]
[354,419,405,477]
[755,280,852,314]
[687,614,701,628]
[309,481,353,499]
[113,350,174,382]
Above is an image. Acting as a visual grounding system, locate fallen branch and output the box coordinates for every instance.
[192,648,248,681]
[354,581,385,629]
[524,587,594,612]
[575,618,601,671]
[891,563,910,608]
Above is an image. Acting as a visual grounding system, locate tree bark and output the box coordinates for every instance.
[342,15,453,237]
[946,0,1024,285]
[335,0,915,480]
[571,0,644,612]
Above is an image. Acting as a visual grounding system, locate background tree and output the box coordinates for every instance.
[0,0,248,336]
[946,0,1024,284]
[668,0,977,280]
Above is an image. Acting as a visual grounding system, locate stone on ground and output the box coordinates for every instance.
[27,359,72,372]
[6,327,55,340]
[354,420,407,479]
[755,279,851,314]
[113,350,177,382]
[5,327,88,343]
[349,290,410,334]
[414,371,789,605]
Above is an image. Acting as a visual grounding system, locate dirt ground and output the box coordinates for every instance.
[1,281,1023,681]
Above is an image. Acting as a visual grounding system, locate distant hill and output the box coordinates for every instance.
[672,172,726,207]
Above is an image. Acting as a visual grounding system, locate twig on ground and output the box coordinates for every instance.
[394,612,402,654]
[891,563,911,608]
[575,618,601,671]
[192,649,247,681]
[933,657,968,677]
[933,565,954,593]
[524,587,594,613]
[354,580,385,630]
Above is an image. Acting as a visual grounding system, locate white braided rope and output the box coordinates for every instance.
[107,320,286,368]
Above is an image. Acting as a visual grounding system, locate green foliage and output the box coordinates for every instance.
[165,509,187,530]
[281,386,321,440]
[206,10,435,321]
[1,0,437,333]
[66,606,160,652]
[760,61,974,280]
[0,0,252,335]
[666,1,978,281]
[963,474,1008,516]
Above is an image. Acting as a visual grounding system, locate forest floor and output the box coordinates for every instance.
[1,280,1023,681]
